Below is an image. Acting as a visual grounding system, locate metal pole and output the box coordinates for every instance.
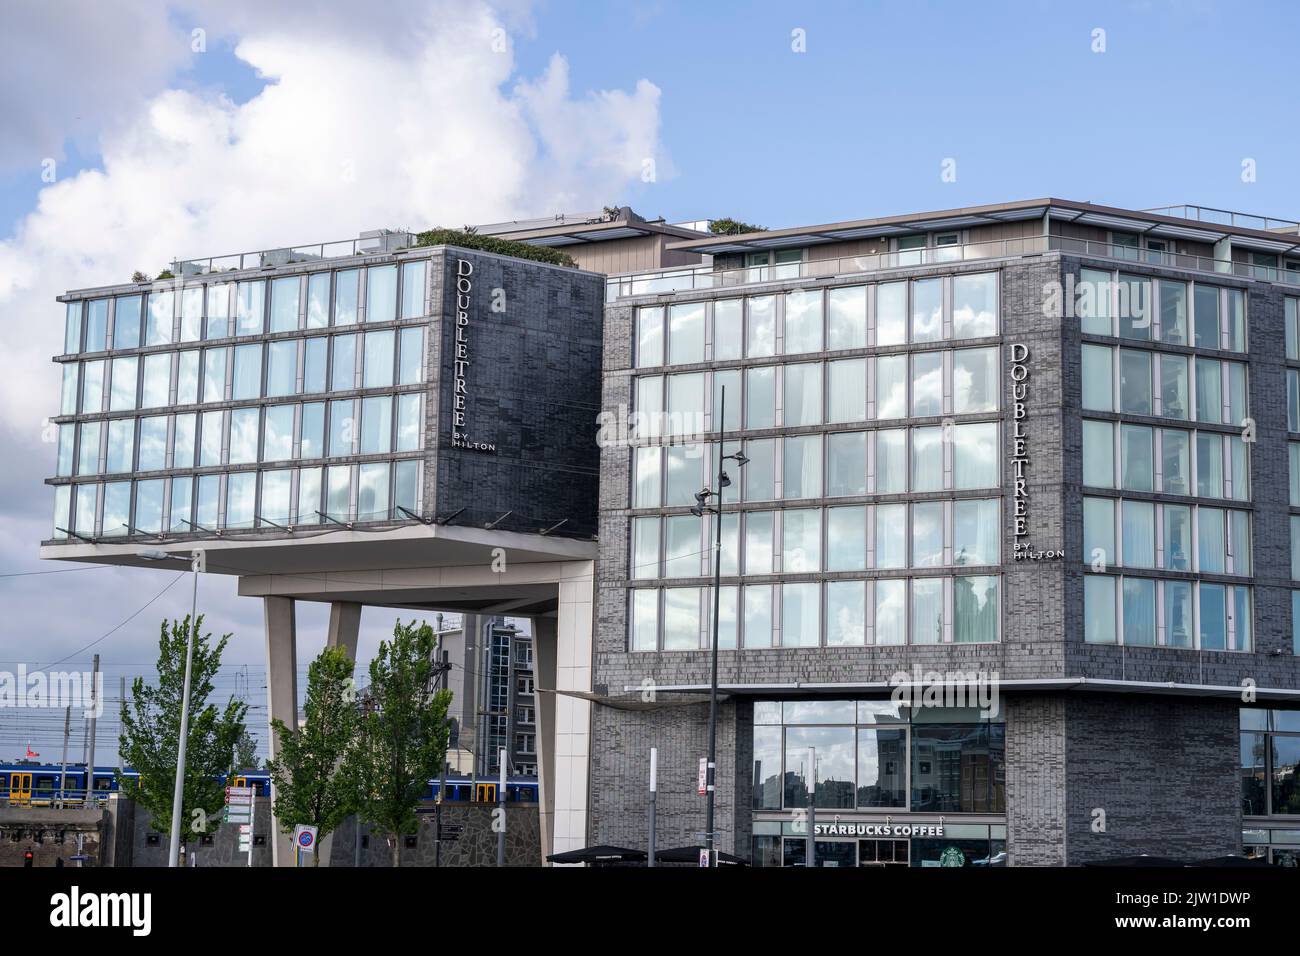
[496,747,506,867]
[167,551,202,868]
[647,747,657,867]
[435,648,448,868]
[57,706,70,809]
[84,655,99,809]
[705,387,725,867]
[805,747,816,868]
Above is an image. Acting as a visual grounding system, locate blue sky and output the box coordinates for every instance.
[2,0,1298,761]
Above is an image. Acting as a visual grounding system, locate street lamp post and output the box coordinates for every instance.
[692,387,747,868]
[141,547,204,868]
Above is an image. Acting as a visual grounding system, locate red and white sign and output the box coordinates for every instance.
[697,758,707,795]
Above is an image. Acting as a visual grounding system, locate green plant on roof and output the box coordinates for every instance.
[410,228,577,268]
[709,217,766,236]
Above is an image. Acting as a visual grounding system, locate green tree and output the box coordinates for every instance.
[118,615,247,865]
[266,646,360,866]
[349,620,452,866]
[231,730,260,773]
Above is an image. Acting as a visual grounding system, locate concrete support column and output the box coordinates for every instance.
[263,596,297,867]
[533,616,558,864]
[549,562,595,859]
[325,601,362,661]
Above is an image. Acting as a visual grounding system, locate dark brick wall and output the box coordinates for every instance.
[1064,694,1241,863]
[424,248,605,537]
[1004,695,1067,866]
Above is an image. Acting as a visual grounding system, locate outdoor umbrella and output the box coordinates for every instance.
[1082,855,1185,867]
[546,845,648,865]
[654,845,749,866]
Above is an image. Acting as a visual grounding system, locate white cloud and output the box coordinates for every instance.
[0,0,663,707]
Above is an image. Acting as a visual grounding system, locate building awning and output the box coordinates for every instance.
[546,845,647,865]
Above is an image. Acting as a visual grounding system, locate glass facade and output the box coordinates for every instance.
[51,259,430,538]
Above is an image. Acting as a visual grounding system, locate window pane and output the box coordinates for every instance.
[73,483,97,535]
[113,295,141,349]
[173,414,195,468]
[328,400,354,456]
[826,506,865,571]
[303,337,327,393]
[401,260,426,319]
[827,432,866,497]
[875,503,905,569]
[827,359,866,423]
[177,351,198,404]
[1122,577,1156,645]
[633,446,661,507]
[231,344,262,400]
[668,302,705,365]
[911,501,943,568]
[744,585,773,650]
[912,426,943,492]
[664,445,702,506]
[630,590,659,651]
[1199,583,1226,650]
[269,277,299,333]
[1121,500,1155,568]
[1196,432,1223,498]
[713,300,742,361]
[1084,575,1116,643]
[360,396,392,454]
[1081,344,1113,411]
[325,465,351,518]
[954,576,998,643]
[782,508,820,572]
[300,403,324,460]
[229,407,259,464]
[953,273,996,339]
[953,422,997,490]
[666,372,705,435]
[663,515,700,577]
[366,265,397,324]
[1161,429,1190,495]
[1195,358,1221,423]
[1159,280,1187,345]
[953,347,997,414]
[260,470,292,526]
[101,481,130,537]
[746,296,775,357]
[875,428,906,493]
[137,416,167,471]
[784,363,821,426]
[205,284,230,339]
[911,351,943,417]
[81,360,104,412]
[357,462,389,520]
[911,578,943,644]
[85,299,108,351]
[145,292,173,346]
[266,340,297,397]
[743,439,775,501]
[782,434,822,499]
[306,273,330,328]
[332,334,357,390]
[1117,275,1151,340]
[203,348,227,403]
[297,467,322,524]
[874,354,907,420]
[743,366,775,429]
[874,578,905,645]
[1194,285,1219,348]
[783,290,822,354]
[663,587,701,650]
[141,353,171,408]
[64,302,81,353]
[781,582,820,647]
[394,459,419,517]
[196,474,219,528]
[827,286,866,350]
[364,330,395,388]
[398,327,424,384]
[1118,349,1151,414]
[1199,507,1226,574]
[396,393,421,452]
[866,282,905,350]
[631,517,659,580]
[169,477,191,532]
[744,511,774,575]
[224,472,255,528]
[826,581,865,646]
[105,419,134,473]
[1120,424,1153,492]
[109,357,137,411]
[263,405,294,461]
[1159,354,1188,419]
[235,280,265,335]
[60,364,77,415]
[635,306,663,367]
[334,269,359,326]
[954,498,998,566]
[1164,503,1192,571]
[1082,420,1114,487]
[911,278,942,343]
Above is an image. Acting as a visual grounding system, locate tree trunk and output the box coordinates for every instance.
[389,834,400,867]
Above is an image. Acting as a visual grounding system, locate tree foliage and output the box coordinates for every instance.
[410,228,577,268]
[266,646,360,864]
[349,620,452,866]
[709,217,766,236]
[118,615,247,859]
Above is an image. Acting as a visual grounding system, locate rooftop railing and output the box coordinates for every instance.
[1144,204,1300,235]
[173,231,416,277]
[606,234,1300,299]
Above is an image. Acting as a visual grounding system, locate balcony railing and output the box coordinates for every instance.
[606,234,1300,299]
[174,231,416,277]
[1145,204,1300,235]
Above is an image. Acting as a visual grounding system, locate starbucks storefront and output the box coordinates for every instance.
[749,699,1006,867]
